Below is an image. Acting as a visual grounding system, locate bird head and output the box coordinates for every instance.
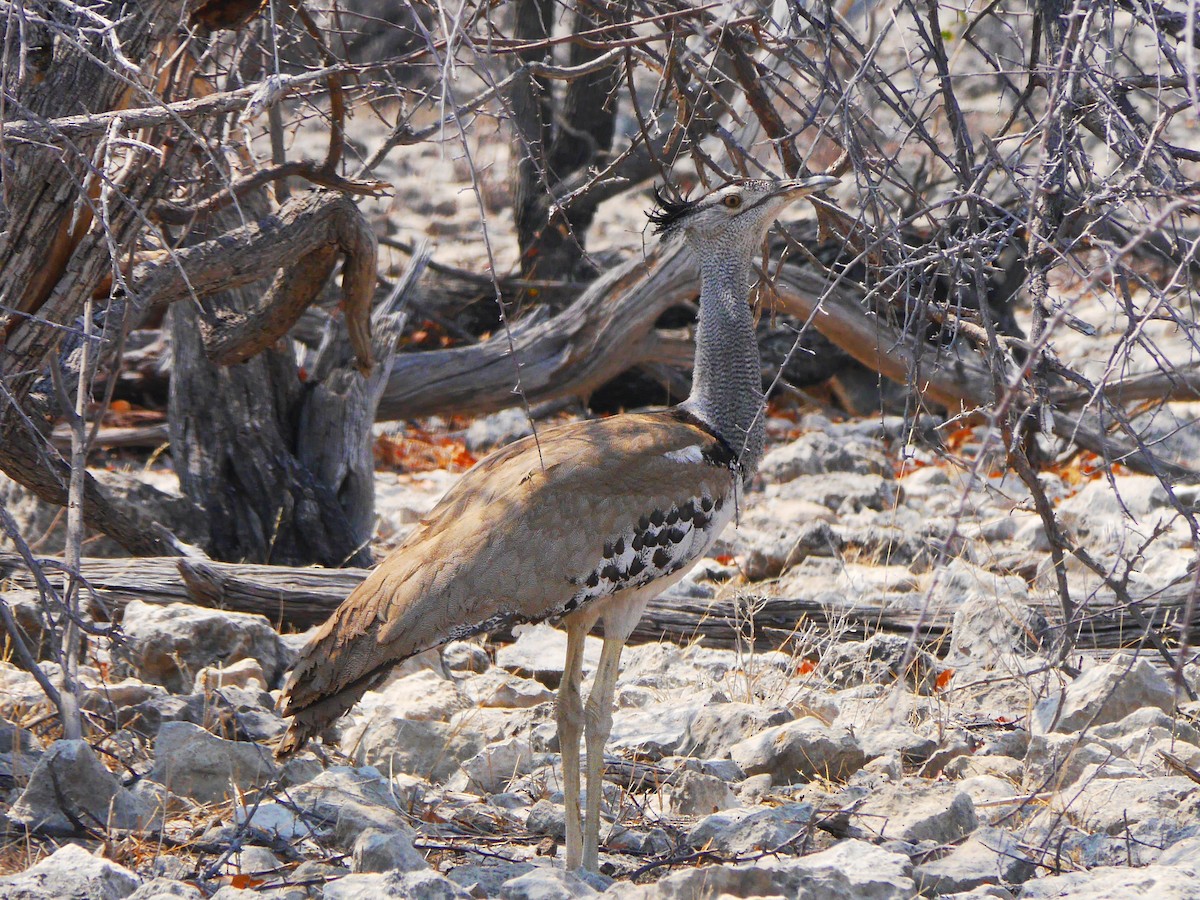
[648,176,838,258]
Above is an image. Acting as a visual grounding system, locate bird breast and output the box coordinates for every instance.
[558,487,736,621]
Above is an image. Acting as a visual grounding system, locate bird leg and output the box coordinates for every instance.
[582,635,625,872]
[558,619,588,870]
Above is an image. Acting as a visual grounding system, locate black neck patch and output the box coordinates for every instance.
[667,407,739,470]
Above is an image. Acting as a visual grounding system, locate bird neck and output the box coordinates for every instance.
[683,254,765,479]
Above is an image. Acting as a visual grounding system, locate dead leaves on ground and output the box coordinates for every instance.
[375,428,477,474]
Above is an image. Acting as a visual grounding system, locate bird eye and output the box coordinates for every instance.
[722,194,743,209]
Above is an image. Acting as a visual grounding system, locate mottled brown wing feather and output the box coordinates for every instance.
[276,410,734,756]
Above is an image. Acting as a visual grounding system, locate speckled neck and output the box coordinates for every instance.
[681,253,765,480]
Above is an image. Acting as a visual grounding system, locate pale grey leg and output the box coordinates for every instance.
[582,635,625,872]
[558,619,588,870]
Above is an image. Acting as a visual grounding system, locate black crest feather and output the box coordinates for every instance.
[647,186,695,235]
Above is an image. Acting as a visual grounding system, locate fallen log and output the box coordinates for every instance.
[3,553,1196,653]
[377,243,698,420]
[49,424,170,451]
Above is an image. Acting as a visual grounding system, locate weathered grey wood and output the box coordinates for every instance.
[5,553,1196,653]
[0,69,338,146]
[769,264,1200,483]
[132,191,378,373]
[378,244,698,420]
[0,9,377,564]
[49,424,171,451]
[0,0,193,559]
[299,244,431,557]
[165,206,414,569]
[0,0,184,351]
[378,245,1200,483]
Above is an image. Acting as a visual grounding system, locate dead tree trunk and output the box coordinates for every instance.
[0,0,387,562]
[0,0,191,556]
[509,0,622,281]
[166,198,418,567]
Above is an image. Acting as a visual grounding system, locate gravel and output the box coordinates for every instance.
[7,417,1200,898]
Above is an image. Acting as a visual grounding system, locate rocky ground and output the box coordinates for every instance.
[4,410,1200,899]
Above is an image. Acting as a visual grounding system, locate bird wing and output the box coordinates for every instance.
[277,409,737,754]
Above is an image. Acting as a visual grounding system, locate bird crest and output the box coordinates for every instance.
[647,186,695,235]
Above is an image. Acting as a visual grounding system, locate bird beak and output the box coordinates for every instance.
[773,175,840,199]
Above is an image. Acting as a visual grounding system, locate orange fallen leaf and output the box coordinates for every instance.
[935,668,955,691]
[796,659,817,676]
[943,426,975,452]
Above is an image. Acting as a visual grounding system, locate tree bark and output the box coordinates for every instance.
[509,0,623,281]
[0,0,190,557]
[378,244,695,419]
[165,199,409,568]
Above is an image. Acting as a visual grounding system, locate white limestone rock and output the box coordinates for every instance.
[1089,706,1200,773]
[497,624,601,686]
[341,712,485,782]
[276,765,422,849]
[460,737,535,794]
[237,800,316,841]
[0,843,140,900]
[767,472,897,514]
[686,803,814,855]
[525,798,567,839]
[149,722,277,804]
[1031,656,1175,734]
[323,869,473,900]
[193,657,269,693]
[759,430,891,482]
[949,592,1052,668]
[446,863,536,898]
[1017,863,1200,899]
[852,780,979,844]
[1066,775,1199,836]
[79,678,192,737]
[724,499,838,580]
[358,668,466,722]
[465,408,534,451]
[351,828,428,874]
[821,634,941,694]
[115,600,288,692]
[730,718,866,783]
[653,769,738,817]
[606,838,914,899]
[499,867,603,900]
[1023,732,1117,791]
[1056,475,1174,545]
[9,739,155,833]
[461,670,555,708]
[126,878,204,899]
[607,702,700,760]
[857,726,938,766]
[443,640,491,674]
[912,826,1036,894]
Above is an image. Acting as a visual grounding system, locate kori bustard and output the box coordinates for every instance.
[277,175,838,871]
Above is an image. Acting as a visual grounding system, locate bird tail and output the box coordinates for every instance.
[275,718,316,760]
[275,663,386,759]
